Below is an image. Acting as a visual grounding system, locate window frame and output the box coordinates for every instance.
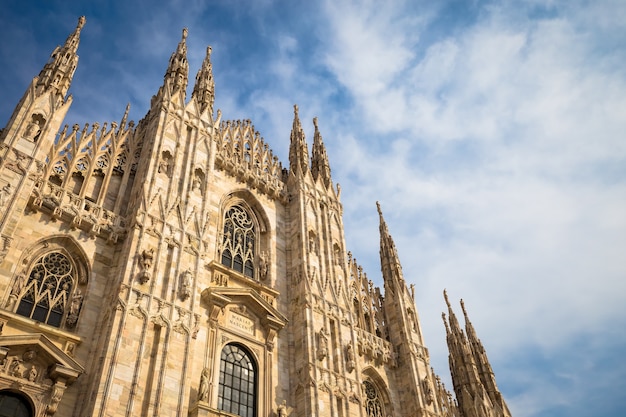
[217,343,257,417]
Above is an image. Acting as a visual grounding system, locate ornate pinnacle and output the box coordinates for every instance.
[192,45,215,114]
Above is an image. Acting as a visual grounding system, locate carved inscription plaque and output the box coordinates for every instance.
[228,312,255,336]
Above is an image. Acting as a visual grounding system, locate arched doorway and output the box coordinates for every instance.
[0,391,33,417]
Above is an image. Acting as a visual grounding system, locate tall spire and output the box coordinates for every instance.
[163,28,189,94]
[460,299,512,416]
[377,202,405,290]
[288,105,309,176]
[310,117,332,188]
[36,16,86,97]
[443,292,512,417]
[192,46,215,114]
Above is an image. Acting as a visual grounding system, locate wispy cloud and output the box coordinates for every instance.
[0,1,624,416]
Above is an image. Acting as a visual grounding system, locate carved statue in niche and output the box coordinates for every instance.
[6,273,26,309]
[308,233,317,255]
[179,269,192,301]
[192,169,204,193]
[198,367,209,402]
[10,359,24,378]
[158,152,172,176]
[23,118,41,142]
[345,343,355,372]
[277,400,290,417]
[259,251,269,280]
[137,248,154,284]
[65,290,83,328]
[28,365,38,382]
[422,375,434,405]
[317,327,328,361]
[0,183,12,209]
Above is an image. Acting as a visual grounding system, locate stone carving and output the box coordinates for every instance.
[192,313,200,339]
[28,365,38,382]
[0,236,10,264]
[65,290,83,328]
[6,273,26,309]
[179,269,192,300]
[23,118,42,141]
[0,183,12,209]
[277,400,290,417]
[46,383,65,415]
[345,343,355,372]
[317,327,328,361]
[259,250,269,280]
[211,271,228,287]
[192,169,204,193]
[198,367,209,402]
[137,248,154,284]
[423,375,435,405]
[158,152,172,176]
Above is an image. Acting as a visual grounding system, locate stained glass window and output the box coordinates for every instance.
[14,252,79,328]
[221,205,255,278]
[363,380,385,417]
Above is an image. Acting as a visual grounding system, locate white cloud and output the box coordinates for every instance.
[318,1,626,414]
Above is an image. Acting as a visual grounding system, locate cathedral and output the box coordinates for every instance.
[0,17,512,417]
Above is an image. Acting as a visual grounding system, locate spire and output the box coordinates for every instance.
[36,16,86,97]
[288,105,309,176]
[192,46,215,114]
[443,293,512,417]
[310,117,332,188]
[119,103,130,132]
[163,28,189,94]
[377,202,405,289]
[460,299,512,416]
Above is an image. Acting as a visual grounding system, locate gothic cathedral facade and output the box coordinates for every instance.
[0,18,512,417]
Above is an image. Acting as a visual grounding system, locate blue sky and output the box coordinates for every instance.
[1,1,625,416]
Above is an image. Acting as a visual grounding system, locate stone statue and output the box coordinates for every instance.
[198,367,210,402]
[66,290,83,327]
[179,269,192,300]
[138,248,154,284]
[259,251,269,280]
[346,343,355,372]
[0,183,12,209]
[317,328,328,360]
[277,400,288,417]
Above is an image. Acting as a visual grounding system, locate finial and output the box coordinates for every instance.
[313,117,318,130]
[443,289,451,307]
[294,104,299,116]
[460,299,467,316]
[182,27,188,39]
[442,312,450,331]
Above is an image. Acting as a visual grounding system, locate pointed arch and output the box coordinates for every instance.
[6,236,90,330]
[361,368,394,417]
[218,190,271,281]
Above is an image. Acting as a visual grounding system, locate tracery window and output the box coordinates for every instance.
[363,380,385,417]
[13,252,81,328]
[221,204,255,278]
[218,344,257,417]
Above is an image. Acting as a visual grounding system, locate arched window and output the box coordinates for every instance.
[0,391,33,417]
[221,204,255,278]
[13,251,82,328]
[218,344,256,417]
[363,380,385,417]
